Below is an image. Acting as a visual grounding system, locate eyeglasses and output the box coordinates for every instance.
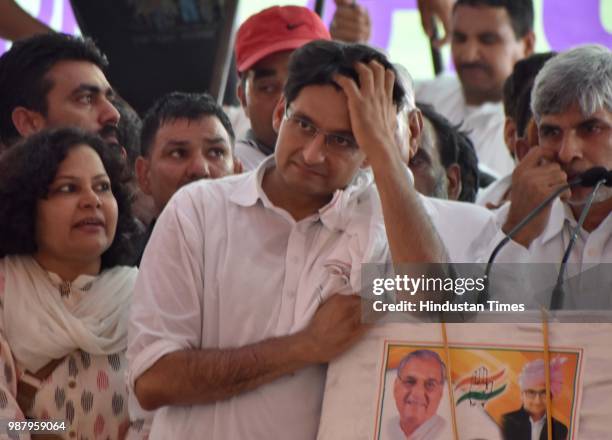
[523,389,548,399]
[397,373,442,393]
[284,107,359,155]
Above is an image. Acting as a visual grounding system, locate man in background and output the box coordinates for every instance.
[411,102,479,202]
[230,3,371,170]
[416,0,535,178]
[0,33,120,150]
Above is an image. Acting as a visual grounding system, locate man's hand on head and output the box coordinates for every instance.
[503,146,570,248]
[333,61,400,170]
[330,0,371,44]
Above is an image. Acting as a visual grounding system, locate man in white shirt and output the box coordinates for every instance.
[128,40,447,440]
[477,52,557,208]
[416,0,535,177]
[489,44,612,308]
[396,67,498,263]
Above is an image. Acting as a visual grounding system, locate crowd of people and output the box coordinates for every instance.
[0,0,610,439]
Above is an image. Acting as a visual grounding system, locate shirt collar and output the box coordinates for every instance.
[228,156,273,207]
[540,199,569,245]
[539,199,612,245]
[529,414,546,427]
[228,156,375,231]
[245,129,274,156]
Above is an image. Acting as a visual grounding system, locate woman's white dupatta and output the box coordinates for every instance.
[2,255,137,372]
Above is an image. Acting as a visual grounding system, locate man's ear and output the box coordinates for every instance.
[272,97,286,134]
[11,106,46,137]
[237,79,249,117]
[407,109,424,159]
[526,119,539,148]
[514,138,531,162]
[515,119,539,161]
[445,163,462,201]
[135,156,152,196]
[504,117,517,158]
[521,31,536,57]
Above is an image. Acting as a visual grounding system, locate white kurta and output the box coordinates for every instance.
[416,75,515,178]
[127,159,387,440]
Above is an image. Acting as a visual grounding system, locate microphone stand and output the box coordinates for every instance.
[550,180,606,309]
[481,181,577,305]
[480,167,610,306]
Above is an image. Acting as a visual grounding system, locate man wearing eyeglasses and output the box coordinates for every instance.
[501,358,568,440]
[388,350,450,439]
[128,40,446,439]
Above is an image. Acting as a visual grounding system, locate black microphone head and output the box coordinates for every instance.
[578,167,612,187]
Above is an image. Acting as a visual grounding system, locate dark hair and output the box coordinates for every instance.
[455,131,479,203]
[284,40,406,110]
[140,92,235,157]
[0,33,108,146]
[503,52,557,136]
[417,102,479,202]
[0,127,138,269]
[111,95,142,173]
[454,0,534,38]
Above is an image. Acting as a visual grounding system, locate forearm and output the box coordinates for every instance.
[0,0,52,41]
[134,331,314,410]
[370,148,448,265]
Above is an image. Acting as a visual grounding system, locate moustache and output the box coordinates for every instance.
[457,63,492,74]
[99,125,120,145]
[293,160,328,177]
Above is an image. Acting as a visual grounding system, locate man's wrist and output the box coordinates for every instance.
[501,220,534,249]
[287,331,319,365]
[366,141,402,171]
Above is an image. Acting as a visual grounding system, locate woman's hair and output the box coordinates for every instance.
[0,127,138,268]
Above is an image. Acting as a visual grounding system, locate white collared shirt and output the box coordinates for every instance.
[476,174,513,208]
[420,196,498,263]
[127,156,499,439]
[416,75,514,177]
[127,158,384,440]
[491,199,612,266]
[484,199,612,308]
[530,415,546,440]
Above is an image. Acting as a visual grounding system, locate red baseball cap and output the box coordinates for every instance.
[235,6,331,74]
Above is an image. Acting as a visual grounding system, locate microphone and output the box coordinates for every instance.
[481,167,609,305]
[576,167,612,187]
[550,179,607,309]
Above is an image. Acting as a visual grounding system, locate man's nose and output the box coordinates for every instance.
[187,153,211,179]
[557,133,583,164]
[100,97,120,127]
[460,40,480,63]
[302,134,326,165]
[409,381,427,399]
